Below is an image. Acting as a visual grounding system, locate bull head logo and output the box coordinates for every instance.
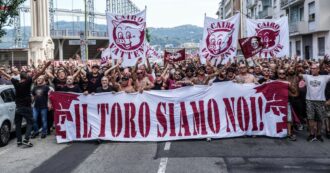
[256,29,279,49]
[112,20,145,51]
[206,28,233,55]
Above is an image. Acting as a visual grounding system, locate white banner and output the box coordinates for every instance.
[246,16,289,58]
[106,10,146,67]
[50,81,289,143]
[100,47,111,66]
[200,14,240,64]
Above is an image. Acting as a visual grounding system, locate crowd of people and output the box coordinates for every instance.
[1,54,330,147]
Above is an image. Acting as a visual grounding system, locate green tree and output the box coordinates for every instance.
[0,0,26,39]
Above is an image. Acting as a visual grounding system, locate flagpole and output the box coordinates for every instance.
[240,0,244,38]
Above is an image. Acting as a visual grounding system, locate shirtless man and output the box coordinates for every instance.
[235,64,258,84]
[119,76,135,93]
[134,69,154,92]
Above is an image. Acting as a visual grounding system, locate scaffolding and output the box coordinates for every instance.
[13,9,22,48]
[12,0,141,48]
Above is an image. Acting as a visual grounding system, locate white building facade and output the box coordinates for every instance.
[282,0,330,59]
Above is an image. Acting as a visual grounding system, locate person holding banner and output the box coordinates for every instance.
[95,76,119,93]
[118,76,136,93]
[277,69,297,141]
[63,75,82,93]
[258,67,272,84]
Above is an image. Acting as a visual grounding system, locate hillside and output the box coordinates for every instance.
[0,22,203,48]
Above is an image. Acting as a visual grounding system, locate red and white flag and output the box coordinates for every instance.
[106,9,146,67]
[246,16,289,58]
[146,42,160,59]
[200,13,240,64]
[239,36,263,59]
[164,49,186,63]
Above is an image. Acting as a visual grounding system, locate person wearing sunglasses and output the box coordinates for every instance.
[258,68,272,84]
[133,69,154,93]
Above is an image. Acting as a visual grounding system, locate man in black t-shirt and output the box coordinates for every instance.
[51,69,67,91]
[258,68,271,84]
[0,61,51,147]
[86,65,103,93]
[31,75,50,139]
[63,76,82,93]
[95,77,118,93]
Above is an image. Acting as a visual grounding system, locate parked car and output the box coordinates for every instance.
[0,85,16,147]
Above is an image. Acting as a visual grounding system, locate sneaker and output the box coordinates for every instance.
[307,135,317,142]
[41,134,47,139]
[316,135,324,142]
[297,124,304,131]
[288,135,297,141]
[30,132,39,139]
[17,142,22,147]
[22,139,33,147]
[206,138,211,142]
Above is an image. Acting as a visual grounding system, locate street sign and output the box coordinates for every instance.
[69,40,96,45]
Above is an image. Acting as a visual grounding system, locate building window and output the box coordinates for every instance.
[308,1,315,22]
[296,40,301,56]
[318,37,325,56]
[299,7,304,21]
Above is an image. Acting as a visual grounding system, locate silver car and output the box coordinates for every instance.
[0,85,16,146]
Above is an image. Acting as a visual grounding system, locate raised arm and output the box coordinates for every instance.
[32,61,52,81]
[0,69,12,80]
[72,67,82,79]
[146,58,152,74]
[104,58,122,76]
[45,69,55,80]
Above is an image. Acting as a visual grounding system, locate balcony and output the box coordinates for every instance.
[289,21,308,34]
[281,0,304,9]
[258,7,273,19]
[50,30,108,39]
[261,0,272,7]
[247,0,258,9]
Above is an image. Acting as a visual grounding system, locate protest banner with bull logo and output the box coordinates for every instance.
[164,49,186,63]
[246,17,289,58]
[50,81,288,143]
[239,36,264,59]
[200,13,240,64]
[100,47,111,66]
[106,9,147,67]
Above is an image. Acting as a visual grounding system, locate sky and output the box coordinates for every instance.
[127,0,219,27]
[20,0,220,28]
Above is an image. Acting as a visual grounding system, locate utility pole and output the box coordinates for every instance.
[84,0,88,62]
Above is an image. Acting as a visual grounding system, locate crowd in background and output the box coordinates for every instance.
[1,54,330,147]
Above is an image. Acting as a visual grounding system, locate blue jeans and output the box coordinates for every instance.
[32,107,48,135]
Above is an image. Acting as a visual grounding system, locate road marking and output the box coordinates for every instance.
[164,142,171,151]
[157,142,171,173]
[157,158,168,173]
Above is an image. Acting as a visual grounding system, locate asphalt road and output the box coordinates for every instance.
[0,130,330,173]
